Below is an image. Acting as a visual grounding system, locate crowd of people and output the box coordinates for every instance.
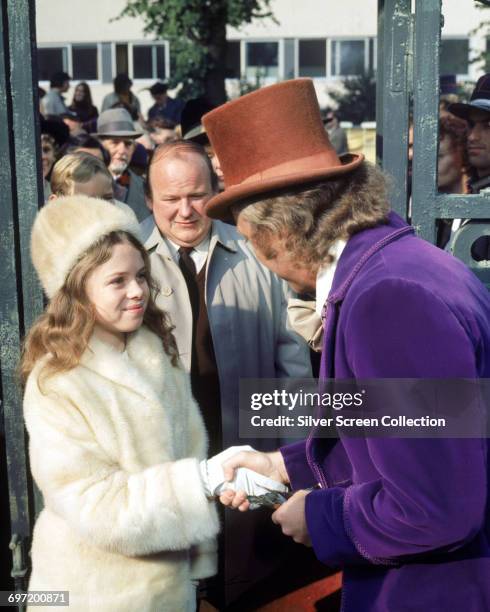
[22,70,490,611]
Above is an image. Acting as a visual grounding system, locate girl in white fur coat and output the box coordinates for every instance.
[21,196,219,611]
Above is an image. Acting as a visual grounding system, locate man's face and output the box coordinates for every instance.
[60,80,70,93]
[101,137,136,177]
[148,152,213,247]
[466,109,490,177]
[235,215,318,294]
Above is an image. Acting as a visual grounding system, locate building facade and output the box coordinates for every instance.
[36,0,488,115]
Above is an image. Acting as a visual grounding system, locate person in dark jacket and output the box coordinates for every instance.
[147,81,184,125]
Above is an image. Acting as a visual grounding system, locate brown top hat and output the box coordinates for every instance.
[202,79,363,220]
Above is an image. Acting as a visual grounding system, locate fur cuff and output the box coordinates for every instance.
[171,458,220,544]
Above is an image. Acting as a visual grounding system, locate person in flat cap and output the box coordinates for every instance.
[96,108,148,222]
[203,79,490,612]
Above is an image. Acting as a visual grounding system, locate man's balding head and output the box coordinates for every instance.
[146,141,218,247]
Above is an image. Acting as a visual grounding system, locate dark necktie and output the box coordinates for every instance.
[178,246,197,277]
[178,247,199,320]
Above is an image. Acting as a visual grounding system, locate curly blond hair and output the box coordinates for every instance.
[20,231,179,386]
[234,162,390,266]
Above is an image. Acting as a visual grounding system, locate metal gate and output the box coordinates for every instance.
[0,0,488,606]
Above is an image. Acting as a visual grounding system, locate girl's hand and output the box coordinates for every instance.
[222,450,289,485]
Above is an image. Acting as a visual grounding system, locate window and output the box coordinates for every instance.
[72,45,98,80]
[132,44,166,79]
[299,40,326,77]
[116,44,129,75]
[440,39,469,76]
[331,40,365,76]
[225,41,241,79]
[246,42,278,78]
[37,47,67,81]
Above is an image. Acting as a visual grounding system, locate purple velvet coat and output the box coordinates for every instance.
[281,213,490,611]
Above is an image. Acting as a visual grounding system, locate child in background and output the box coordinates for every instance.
[49,152,114,201]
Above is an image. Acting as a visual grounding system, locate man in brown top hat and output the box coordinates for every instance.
[201,79,490,612]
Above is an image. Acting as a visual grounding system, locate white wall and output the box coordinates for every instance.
[227,0,377,39]
[36,0,147,43]
[36,0,487,115]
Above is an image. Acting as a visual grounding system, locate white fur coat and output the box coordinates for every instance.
[24,326,219,612]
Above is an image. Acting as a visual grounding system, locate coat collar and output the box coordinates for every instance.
[327,212,414,305]
[80,326,169,404]
[144,219,239,260]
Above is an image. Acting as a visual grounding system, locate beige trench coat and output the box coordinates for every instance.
[145,219,312,604]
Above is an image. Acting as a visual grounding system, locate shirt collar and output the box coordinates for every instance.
[315,239,347,317]
[166,231,211,261]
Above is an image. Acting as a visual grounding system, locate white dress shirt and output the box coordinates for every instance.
[166,232,211,274]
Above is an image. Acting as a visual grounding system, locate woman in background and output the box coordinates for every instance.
[69,82,98,131]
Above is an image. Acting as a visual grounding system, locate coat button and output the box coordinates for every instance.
[161,286,173,297]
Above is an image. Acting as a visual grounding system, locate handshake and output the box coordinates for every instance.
[199,445,290,509]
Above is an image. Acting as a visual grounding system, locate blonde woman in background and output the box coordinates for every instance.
[49,152,114,201]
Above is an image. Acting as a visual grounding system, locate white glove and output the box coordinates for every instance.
[199,445,288,502]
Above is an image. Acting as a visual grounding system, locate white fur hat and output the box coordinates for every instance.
[31,195,142,298]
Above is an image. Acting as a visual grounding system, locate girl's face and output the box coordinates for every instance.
[85,242,149,351]
[41,141,55,178]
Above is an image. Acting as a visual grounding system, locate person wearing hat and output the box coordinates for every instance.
[181,97,225,191]
[447,74,490,259]
[61,109,87,138]
[450,73,490,193]
[147,81,184,125]
[96,108,148,222]
[22,195,224,611]
[202,79,490,611]
[43,70,71,117]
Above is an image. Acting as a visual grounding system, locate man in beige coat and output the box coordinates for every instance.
[144,140,313,608]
